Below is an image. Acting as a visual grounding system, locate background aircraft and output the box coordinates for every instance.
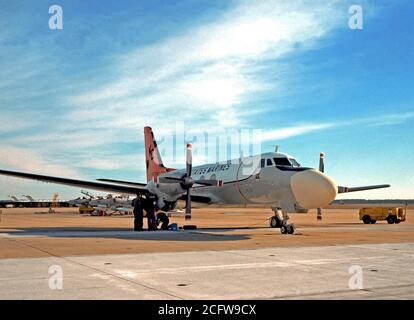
[69,192,133,215]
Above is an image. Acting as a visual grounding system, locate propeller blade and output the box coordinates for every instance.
[185,188,192,220]
[186,143,192,176]
[319,152,325,173]
[317,208,322,221]
[317,152,325,221]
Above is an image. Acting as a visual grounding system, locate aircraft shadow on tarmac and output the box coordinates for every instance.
[1,227,254,242]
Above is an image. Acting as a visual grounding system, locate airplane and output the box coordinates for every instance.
[67,190,100,206]
[8,195,23,202]
[88,194,132,215]
[68,191,131,210]
[22,195,35,202]
[0,126,390,234]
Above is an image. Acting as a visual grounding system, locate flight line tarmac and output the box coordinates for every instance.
[0,207,413,299]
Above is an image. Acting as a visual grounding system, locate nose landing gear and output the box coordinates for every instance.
[280,223,295,234]
[270,207,295,235]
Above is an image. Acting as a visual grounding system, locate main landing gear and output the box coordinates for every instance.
[270,207,295,235]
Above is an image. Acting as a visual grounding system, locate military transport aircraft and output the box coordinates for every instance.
[0,127,389,234]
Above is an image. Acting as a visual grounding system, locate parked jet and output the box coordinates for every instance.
[0,127,389,234]
[22,195,35,202]
[8,195,23,202]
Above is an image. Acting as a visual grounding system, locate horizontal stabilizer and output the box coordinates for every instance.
[338,184,390,193]
[159,176,222,187]
[179,194,212,204]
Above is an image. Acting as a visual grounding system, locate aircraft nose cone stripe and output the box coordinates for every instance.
[290,170,337,209]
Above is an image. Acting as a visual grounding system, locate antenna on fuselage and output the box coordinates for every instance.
[267,145,280,152]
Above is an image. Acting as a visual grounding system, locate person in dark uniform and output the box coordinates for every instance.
[132,196,143,231]
[145,195,158,231]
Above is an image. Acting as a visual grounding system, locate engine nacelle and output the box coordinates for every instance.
[145,181,184,211]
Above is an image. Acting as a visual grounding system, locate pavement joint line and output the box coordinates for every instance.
[206,246,396,275]
[1,236,185,300]
[265,283,414,300]
[346,243,414,254]
[266,289,374,300]
[286,249,409,273]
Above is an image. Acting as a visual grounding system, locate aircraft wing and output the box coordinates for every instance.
[338,184,390,194]
[0,169,150,196]
[96,178,147,187]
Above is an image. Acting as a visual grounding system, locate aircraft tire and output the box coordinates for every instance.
[280,225,288,234]
[270,216,281,228]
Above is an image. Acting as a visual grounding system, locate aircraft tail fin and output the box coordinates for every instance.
[144,127,175,182]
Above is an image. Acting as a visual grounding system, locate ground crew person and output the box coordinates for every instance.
[145,195,158,231]
[132,196,143,231]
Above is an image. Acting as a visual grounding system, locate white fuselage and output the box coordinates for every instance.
[153,152,338,213]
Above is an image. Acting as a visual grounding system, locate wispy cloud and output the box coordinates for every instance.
[0,144,80,177]
[258,123,334,142]
[256,112,414,144]
[0,114,35,134]
[65,0,343,132]
[1,0,347,176]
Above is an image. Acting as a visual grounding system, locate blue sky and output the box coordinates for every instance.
[0,0,413,200]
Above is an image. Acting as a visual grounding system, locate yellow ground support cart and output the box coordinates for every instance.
[359,207,407,224]
[79,205,95,215]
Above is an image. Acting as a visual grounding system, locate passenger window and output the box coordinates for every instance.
[266,159,274,167]
[260,159,266,168]
[274,157,292,166]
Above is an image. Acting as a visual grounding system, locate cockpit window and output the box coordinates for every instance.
[266,158,274,167]
[260,159,266,168]
[289,158,301,168]
[273,157,292,166]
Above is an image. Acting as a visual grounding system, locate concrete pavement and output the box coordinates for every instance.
[1,242,413,299]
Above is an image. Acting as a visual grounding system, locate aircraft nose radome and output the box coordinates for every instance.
[290,170,337,209]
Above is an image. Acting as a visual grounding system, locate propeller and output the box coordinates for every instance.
[157,144,223,220]
[185,144,193,220]
[317,152,325,221]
